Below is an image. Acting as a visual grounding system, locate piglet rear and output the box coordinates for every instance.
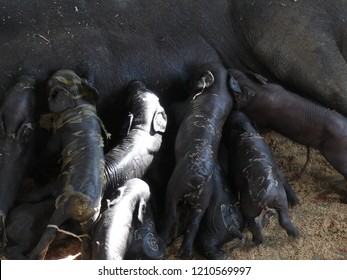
[224,111,299,245]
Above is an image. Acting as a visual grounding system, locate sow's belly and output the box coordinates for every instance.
[0,28,220,99]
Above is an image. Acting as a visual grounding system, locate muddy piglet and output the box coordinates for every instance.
[229,68,347,203]
[224,111,299,245]
[28,70,107,259]
[160,62,233,259]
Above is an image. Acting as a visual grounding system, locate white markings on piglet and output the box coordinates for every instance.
[47,224,91,242]
[221,203,241,232]
[192,116,216,136]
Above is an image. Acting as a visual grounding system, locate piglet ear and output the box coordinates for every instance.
[227,74,255,109]
[227,73,242,94]
[235,85,256,109]
[190,70,215,93]
[48,90,75,112]
[17,122,34,144]
[81,79,100,104]
[152,108,167,133]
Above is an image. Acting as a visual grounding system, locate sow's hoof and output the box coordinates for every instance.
[125,228,166,260]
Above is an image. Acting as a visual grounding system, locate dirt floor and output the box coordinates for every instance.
[45,132,347,260]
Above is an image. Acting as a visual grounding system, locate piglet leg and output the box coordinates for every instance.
[28,209,64,259]
[277,208,300,239]
[180,210,205,259]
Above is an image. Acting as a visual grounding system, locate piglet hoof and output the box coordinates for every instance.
[278,212,300,240]
[159,232,174,247]
[252,236,264,246]
[286,227,300,240]
[179,245,193,260]
[227,236,246,254]
[342,196,347,204]
[158,220,177,247]
[205,249,227,260]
